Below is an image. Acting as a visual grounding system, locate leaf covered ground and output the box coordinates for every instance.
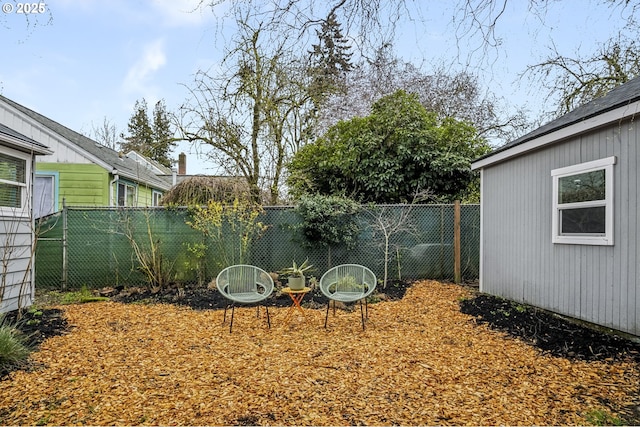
[2,280,640,426]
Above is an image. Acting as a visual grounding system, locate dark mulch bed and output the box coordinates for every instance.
[108,279,410,310]
[459,293,640,363]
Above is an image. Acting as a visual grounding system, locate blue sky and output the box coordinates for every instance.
[0,0,620,174]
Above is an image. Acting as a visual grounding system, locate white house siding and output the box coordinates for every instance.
[0,105,91,165]
[0,179,36,314]
[480,118,639,336]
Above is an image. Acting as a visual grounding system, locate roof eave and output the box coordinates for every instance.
[0,134,53,155]
[471,99,640,170]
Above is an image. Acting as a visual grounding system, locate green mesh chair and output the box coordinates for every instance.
[216,265,274,333]
[319,264,377,330]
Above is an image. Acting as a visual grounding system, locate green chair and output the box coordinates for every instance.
[216,265,274,333]
[319,264,377,330]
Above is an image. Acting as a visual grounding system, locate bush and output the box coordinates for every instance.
[294,194,360,249]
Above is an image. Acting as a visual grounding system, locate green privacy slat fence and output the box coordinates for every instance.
[34,204,480,290]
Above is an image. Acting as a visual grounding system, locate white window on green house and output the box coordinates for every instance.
[117,181,137,207]
[152,190,163,207]
[35,173,57,218]
[551,156,615,246]
[0,149,29,216]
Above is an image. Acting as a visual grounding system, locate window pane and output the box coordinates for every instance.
[0,183,22,208]
[560,206,606,234]
[35,176,54,217]
[117,183,125,206]
[0,153,25,183]
[126,185,136,206]
[558,169,605,203]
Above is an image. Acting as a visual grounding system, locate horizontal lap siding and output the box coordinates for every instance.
[38,162,109,206]
[481,119,639,336]
[0,217,34,313]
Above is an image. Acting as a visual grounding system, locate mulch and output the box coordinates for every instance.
[1,280,640,425]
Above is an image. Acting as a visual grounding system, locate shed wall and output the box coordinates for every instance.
[481,118,639,336]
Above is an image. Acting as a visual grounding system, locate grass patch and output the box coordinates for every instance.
[60,286,109,305]
[584,409,625,426]
[0,315,31,373]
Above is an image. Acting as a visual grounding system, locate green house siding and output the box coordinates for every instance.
[37,163,109,207]
[137,185,154,206]
[38,162,166,209]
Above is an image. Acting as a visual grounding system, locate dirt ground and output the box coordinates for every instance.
[3,280,640,425]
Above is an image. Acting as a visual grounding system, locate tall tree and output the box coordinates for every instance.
[317,43,529,144]
[308,11,353,104]
[121,99,153,155]
[151,100,175,168]
[121,99,176,168]
[288,90,491,203]
[177,22,314,204]
[305,12,354,143]
[206,1,640,137]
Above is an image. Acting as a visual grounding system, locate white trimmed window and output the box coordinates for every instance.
[551,156,615,245]
[35,173,58,218]
[117,181,137,207]
[0,148,30,217]
[152,190,163,207]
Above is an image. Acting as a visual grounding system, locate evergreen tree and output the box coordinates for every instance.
[308,12,353,103]
[121,98,176,168]
[151,100,174,168]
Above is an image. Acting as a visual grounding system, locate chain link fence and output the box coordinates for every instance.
[35,204,480,290]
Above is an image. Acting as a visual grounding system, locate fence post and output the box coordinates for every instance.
[454,200,461,284]
[62,199,68,290]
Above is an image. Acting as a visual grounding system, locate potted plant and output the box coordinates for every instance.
[280,259,313,290]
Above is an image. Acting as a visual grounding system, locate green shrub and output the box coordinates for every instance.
[293,194,361,260]
[0,316,30,370]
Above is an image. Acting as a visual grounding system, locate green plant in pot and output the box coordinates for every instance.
[280,259,313,290]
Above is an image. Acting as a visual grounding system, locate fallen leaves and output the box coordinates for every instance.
[1,280,638,426]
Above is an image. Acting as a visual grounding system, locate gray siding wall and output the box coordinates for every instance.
[481,118,639,336]
[0,215,35,314]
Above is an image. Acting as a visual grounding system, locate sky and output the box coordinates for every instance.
[0,0,624,174]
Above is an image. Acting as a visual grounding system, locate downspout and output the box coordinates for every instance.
[110,168,119,206]
[172,167,177,186]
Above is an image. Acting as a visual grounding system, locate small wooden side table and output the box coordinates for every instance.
[280,286,311,325]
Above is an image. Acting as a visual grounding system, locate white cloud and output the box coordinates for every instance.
[122,39,167,96]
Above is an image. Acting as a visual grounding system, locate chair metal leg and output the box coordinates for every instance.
[265,305,271,329]
[229,305,235,333]
[223,304,230,323]
[324,301,330,328]
[360,299,366,330]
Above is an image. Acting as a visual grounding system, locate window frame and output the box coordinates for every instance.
[117,180,138,207]
[0,146,31,218]
[152,190,163,207]
[551,156,615,246]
